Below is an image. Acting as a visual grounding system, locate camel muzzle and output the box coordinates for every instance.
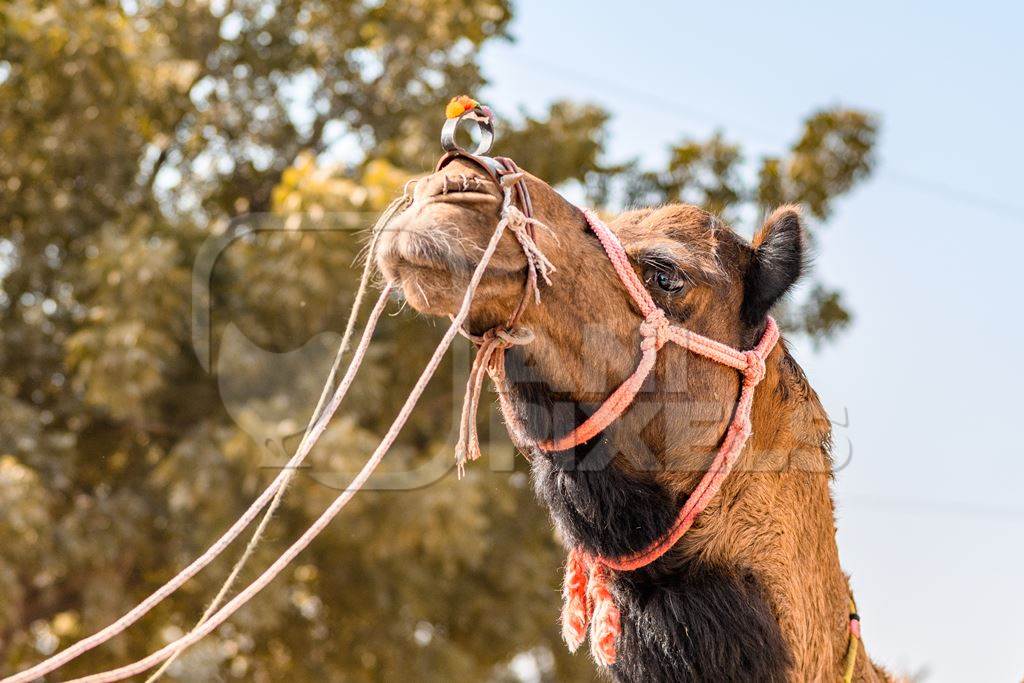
[375,158,536,317]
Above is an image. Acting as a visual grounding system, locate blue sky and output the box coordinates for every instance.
[478,2,1024,680]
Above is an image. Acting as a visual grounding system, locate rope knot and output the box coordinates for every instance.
[496,171,556,304]
[454,324,535,478]
[494,326,535,348]
[742,350,767,386]
[639,308,670,351]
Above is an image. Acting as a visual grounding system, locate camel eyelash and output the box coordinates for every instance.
[638,250,677,270]
[638,253,691,285]
[635,242,730,291]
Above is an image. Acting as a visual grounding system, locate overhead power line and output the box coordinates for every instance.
[513,54,1024,224]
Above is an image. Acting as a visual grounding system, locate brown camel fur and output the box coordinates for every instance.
[376,156,889,682]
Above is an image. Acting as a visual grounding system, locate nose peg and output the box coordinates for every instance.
[441,96,495,156]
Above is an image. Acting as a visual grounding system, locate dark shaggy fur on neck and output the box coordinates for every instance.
[501,347,592,448]
[503,349,679,558]
[529,448,791,682]
[610,561,791,682]
[530,448,678,559]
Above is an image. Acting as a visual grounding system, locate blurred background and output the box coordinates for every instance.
[1,1,1021,681]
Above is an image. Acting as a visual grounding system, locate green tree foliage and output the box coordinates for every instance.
[498,101,615,187]
[0,1,875,680]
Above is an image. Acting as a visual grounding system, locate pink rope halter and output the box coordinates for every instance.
[443,156,780,665]
[550,210,779,666]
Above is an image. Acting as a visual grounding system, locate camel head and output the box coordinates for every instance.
[376,155,806,561]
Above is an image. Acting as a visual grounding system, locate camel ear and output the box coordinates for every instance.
[742,206,805,325]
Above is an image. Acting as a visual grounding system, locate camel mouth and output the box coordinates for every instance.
[375,217,528,316]
[423,191,500,206]
[377,223,525,279]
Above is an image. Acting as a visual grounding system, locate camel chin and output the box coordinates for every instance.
[385,260,468,316]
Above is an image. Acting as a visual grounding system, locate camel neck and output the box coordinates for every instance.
[658,344,856,680]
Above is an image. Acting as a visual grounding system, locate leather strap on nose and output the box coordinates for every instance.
[436,149,505,180]
[435,151,534,217]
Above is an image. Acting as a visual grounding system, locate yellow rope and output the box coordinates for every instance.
[841,598,860,683]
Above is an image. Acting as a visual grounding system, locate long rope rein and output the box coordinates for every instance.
[2,286,392,683]
[63,182,517,683]
[3,192,412,683]
[143,192,413,683]
[34,175,524,683]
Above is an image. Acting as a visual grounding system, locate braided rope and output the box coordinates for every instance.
[2,284,394,683]
[586,562,621,668]
[4,192,414,683]
[559,547,591,652]
[145,196,411,682]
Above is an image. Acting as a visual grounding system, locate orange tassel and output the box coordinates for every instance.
[560,548,592,652]
[560,549,621,666]
[586,563,621,666]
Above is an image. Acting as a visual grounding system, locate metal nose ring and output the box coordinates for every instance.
[441,108,494,156]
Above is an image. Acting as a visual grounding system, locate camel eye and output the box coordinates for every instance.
[651,269,686,294]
